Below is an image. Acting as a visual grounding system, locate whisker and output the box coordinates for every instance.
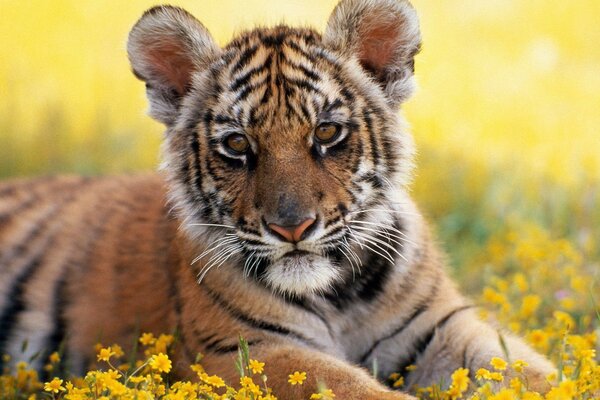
[349,224,412,248]
[189,223,236,229]
[337,242,357,280]
[348,219,412,239]
[351,229,407,263]
[191,236,239,264]
[248,256,263,278]
[243,251,256,277]
[342,237,363,269]
[348,228,395,264]
[197,244,242,283]
[347,227,365,251]
[348,237,395,265]
[347,209,418,217]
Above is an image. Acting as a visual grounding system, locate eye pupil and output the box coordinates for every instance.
[226,134,249,154]
[315,124,339,143]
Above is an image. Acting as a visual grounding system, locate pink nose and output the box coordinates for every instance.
[268,218,316,243]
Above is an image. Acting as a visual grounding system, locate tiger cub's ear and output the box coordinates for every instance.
[324,0,421,107]
[127,6,220,126]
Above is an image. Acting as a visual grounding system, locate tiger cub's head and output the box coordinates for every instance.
[127,0,421,296]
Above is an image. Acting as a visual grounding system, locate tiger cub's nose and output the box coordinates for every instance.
[267,218,316,243]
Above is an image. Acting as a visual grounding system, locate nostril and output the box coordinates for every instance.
[268,223,295,243]
[267,217,317,243]
[293,218,316,242]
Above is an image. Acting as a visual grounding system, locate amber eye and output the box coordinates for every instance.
[314,123,340,144]
[224,133,250,154]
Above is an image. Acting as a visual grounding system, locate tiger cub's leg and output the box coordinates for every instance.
[201,345,416,400]
[402,307,554,394]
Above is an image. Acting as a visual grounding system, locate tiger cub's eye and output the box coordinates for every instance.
[315,123,340,143]
[225,133,250,154]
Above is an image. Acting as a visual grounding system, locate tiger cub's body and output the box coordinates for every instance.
[1,1,554,399]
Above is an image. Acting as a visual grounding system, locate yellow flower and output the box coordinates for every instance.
[49,351,61,364]
[392,375,404,388]
[111,344,124,358]
[150,353,172,373]
[488,388,516,400]
[44,378,66,393]
[201,373,225,388]
[155,334,175,353]
[528,329,549,351]
[139,332,155,346]
[129,376,147,384]
[522,392,543,400]
[511,359,528,373]
[490,357,507,371]
[249,359,265,374]
[475,368,491,380]
[520,295,541,318]
[310,388,335,399]
[288,371,307,385]
[446,367,470,398]
[97,346,115,362]
[241,376,254,387]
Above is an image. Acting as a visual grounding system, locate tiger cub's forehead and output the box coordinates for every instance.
[207,26,358,139]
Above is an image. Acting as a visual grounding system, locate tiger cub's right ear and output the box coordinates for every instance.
[127,6,220,126]
[324,0,421,107]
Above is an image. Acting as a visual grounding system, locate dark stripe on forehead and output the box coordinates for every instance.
[230,44,260,74]
[230,54,273,92]
[281,56,321,82]
[234,78,269,104]
[286,77,322,97]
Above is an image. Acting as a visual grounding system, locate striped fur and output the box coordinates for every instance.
[0,1,554,398]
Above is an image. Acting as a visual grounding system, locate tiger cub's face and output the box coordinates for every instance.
[128,0,421,296]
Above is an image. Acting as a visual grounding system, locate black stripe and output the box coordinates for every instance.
[203,286,315,347]
[395,305,475,375]
[324,245,394,311]
[285,40,314,62]
[167,258,197,365]
[286,77,322,96]
[363,110,381,167]
[287,297,334,338]
[40,271,68,380]
[230,55,273,92]
[230,44,260,74]
[359,282,438,364]
[281,56,320,82]
[0,253,46,363]
[234,77,269,104]
[0,180,90,357]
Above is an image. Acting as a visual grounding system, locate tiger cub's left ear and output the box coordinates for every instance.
[127,6,220,126]
[324,0,421,107]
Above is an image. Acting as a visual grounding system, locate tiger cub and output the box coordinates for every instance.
[0,0,554,398]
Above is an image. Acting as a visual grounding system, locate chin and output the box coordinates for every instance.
[263,252,341,297]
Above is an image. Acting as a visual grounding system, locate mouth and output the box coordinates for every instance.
[282,249,311,258]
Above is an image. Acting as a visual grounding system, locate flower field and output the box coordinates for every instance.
[0,0,598,399]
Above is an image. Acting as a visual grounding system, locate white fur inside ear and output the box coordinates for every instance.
[264,254,341,296]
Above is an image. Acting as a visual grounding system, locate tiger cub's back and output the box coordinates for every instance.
[0,173,177,371]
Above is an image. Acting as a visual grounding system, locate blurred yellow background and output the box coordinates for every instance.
[0,0,599,282]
